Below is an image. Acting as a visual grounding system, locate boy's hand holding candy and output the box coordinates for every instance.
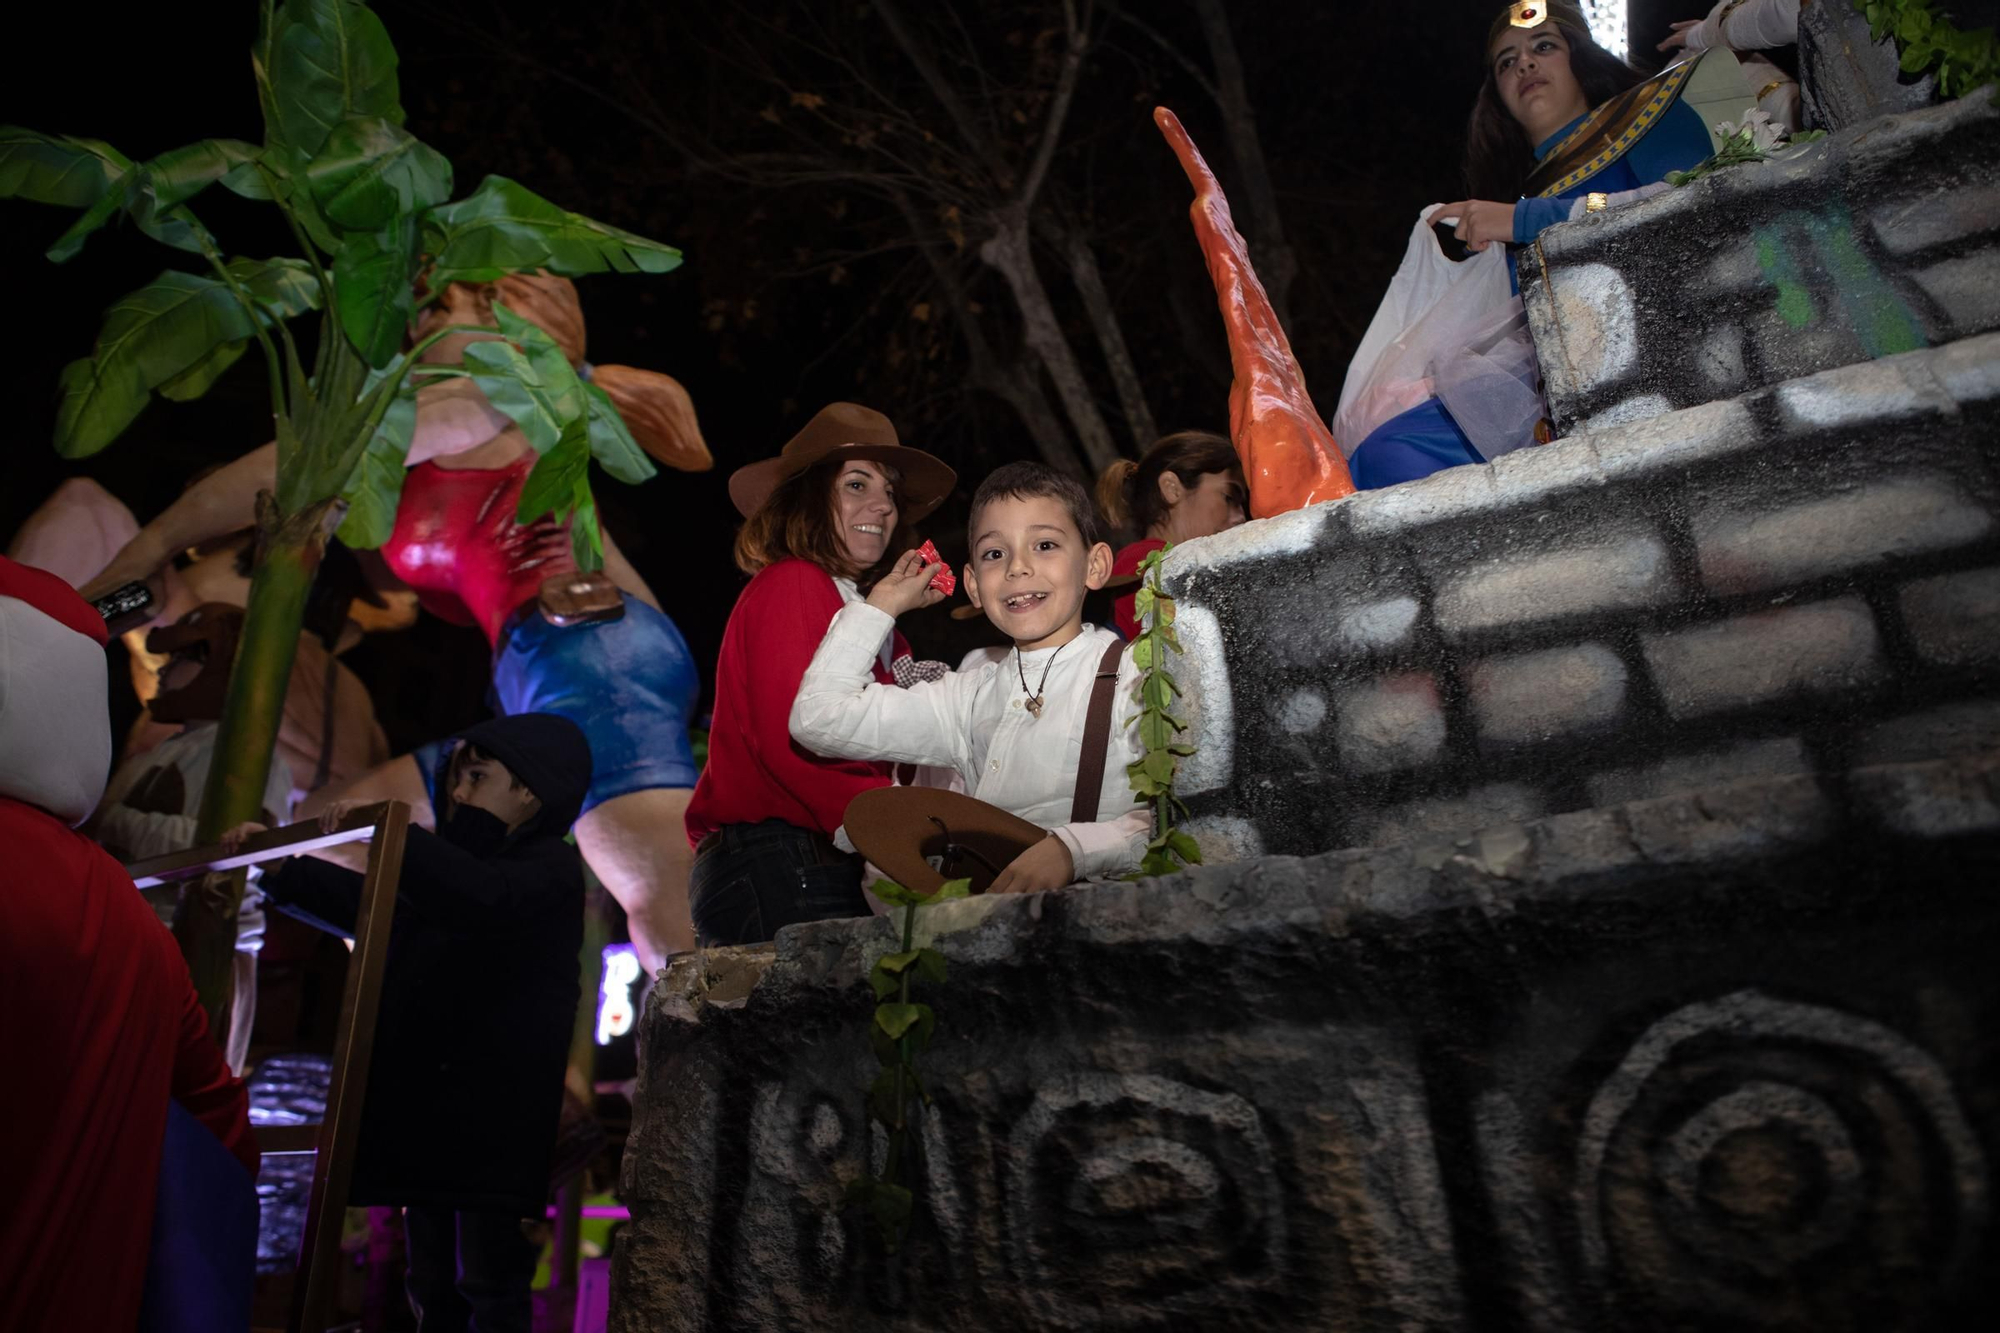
[866,545,953,618]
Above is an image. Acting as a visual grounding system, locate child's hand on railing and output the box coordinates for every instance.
[316,799,365,835]
[218,822,268,854]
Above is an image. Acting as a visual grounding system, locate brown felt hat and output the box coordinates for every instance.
[728,402,955,522]
[844,786,1048,897]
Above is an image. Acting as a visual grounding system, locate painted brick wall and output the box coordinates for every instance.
[1518,92,1998,438]
[1164,334,2000,862]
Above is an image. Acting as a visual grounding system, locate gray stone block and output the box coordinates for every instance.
[1857,698,2000,767]
[1869,183,2000,259]
[1435,533,1675,639]
[1911,249,2000,335]
[1694,475,1992,595]
[1644,597,1884,719]
[613,752,2000,1331]
[1900,567,2000,667]
[1363,781,1544,847]
[1521,94,1999,434]
[1587,736,1810,808]
[1332,672,1446,774]
[1468,643,1628,746]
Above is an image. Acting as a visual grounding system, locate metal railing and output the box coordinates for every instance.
[126,800,411,1333]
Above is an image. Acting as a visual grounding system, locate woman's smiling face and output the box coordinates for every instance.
[832,459,899,573]
[1491,22,1592,144]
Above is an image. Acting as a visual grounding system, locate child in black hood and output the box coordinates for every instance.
[248,712,591,1333]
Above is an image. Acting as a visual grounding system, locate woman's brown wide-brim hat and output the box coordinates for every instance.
[844,786,1047,897]
[728,402,956,522]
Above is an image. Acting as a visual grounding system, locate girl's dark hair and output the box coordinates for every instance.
[1462,3,1641,203]
[733,455,916,587]
[1095,431,1241,537]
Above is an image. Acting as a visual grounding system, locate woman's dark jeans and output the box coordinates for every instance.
[688,819,870,946]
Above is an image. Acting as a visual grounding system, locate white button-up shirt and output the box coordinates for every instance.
[791,604,1151,879]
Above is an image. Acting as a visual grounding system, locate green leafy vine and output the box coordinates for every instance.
[1856,0,2000,102]
[845,875,969,1254]
[1126,546,1203,878]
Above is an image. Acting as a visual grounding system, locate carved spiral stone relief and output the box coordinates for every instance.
[1005,1073,1286,1326]
[1574,990,1988,1325]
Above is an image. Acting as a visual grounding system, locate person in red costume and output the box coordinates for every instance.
[1095,431,1247,639]
[685,403,955,946]
[0,554,256,1333]
[81,274,711,973]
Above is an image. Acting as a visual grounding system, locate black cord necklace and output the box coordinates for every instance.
[1016,639,1069,719]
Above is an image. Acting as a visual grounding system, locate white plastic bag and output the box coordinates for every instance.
[1332,205,1516,457]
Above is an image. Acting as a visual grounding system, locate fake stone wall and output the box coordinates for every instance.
[1164,332,2000,863]
[1519,92,1998,437]
[611,750,2000,1331]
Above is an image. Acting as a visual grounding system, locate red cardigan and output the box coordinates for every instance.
[686,558,908,846]
[0,795,256,1333]
[1112,538,1167,639]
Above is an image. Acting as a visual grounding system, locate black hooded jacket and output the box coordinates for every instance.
[264,714,592,1215]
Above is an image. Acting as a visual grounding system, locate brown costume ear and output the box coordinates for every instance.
[591,365,713,473]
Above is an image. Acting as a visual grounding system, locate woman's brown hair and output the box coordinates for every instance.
[1096,431,1241,537]
[733,456,916,586]
[1462,3,1640,203]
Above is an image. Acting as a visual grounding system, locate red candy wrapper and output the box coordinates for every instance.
[917,540,956,596]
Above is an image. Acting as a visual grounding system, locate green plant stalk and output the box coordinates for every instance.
[176,486,342,1034]
[883,902,918,1192]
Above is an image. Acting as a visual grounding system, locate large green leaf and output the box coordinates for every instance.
[156,339,249,402]
[307,115,451,232]
[568,479,604,572]
[332,214,416,367]
[0,127,130,208]
[266,0,403,159]
[335,382,415,548]
[581,381,656,486]
[0,128,203,257]
[423,175,682,286]
[516,422,590,524]
[54,259,322,458]
[462,301,588,453]
[222,143,343,254]
[47,138,262,263]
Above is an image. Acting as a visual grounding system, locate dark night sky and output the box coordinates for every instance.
[0,1,1689,749]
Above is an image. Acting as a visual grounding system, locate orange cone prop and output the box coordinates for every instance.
[1155,107,1355,517]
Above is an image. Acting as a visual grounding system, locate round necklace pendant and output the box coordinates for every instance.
[1025,695,1045,718]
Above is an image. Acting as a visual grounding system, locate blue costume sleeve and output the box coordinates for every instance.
[1512,196,1573,243]
[1623,98,1714,184]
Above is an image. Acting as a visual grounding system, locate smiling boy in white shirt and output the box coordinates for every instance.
[790,461,1150,894]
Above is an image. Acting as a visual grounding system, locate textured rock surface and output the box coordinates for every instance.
[611,751,2000,1331]
[1519,92,1998,436]
[1797,0,1940,131]
[1161,333,2000,860]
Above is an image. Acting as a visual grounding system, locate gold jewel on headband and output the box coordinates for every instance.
[1509,2,1550,28]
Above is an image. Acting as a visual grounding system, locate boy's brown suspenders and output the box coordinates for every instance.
[1070,639,1128,824]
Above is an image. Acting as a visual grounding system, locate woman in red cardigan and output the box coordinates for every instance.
[685,403,954,946]
[1096,431,1247,639]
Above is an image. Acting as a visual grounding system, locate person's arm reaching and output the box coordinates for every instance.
[78,443,277,604]
[1661,0,1800,53]
[789,588,971,771]
[297,754,435,829]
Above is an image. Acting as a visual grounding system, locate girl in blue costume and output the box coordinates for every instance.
[1348,1,1716,489]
